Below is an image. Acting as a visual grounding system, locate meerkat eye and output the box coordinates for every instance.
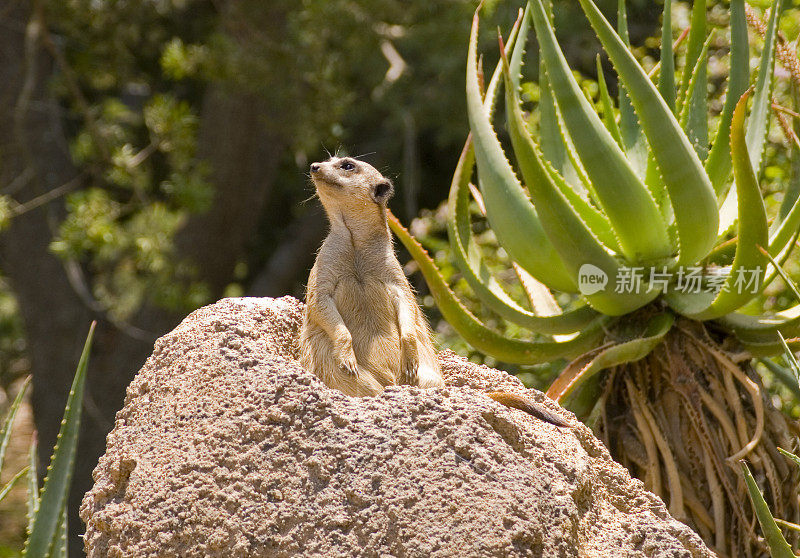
[340,161,355,171]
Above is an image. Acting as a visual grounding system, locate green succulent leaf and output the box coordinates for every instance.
[778,114,800,225]
[389,211,606,364]
[503,53,658,315]
[447,15,599,335]
[484,8,524,115]
[52,509,67,558]
[717,300,800,345]
[616,0,644,170]
[576,0,719,267]
[740,461,795,558]
[769,177,800,259]
[667,90,768,319]
[507,6,528,92]
[679,32,712,160]
[677,0,706,112]
[467,8,576,293]
[531,0,672,264]
[448,15,597,333]
[548,312,674,402]
[747,0,782,178]
[24,322,95,558]
[719,0,782,235]
[658,0,676,113]
[0,465,28,504]
[27,439,38,537]
[778,447,800,469]
[596,55,623,147]
[762,226,800,291]
[0,376,29,474]
[760,358,800,401]
[541,157,621,253]
[448,138,598,333]
[705,0,748,194]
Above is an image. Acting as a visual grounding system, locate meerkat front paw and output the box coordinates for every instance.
[399,338,419,384]
[340,352,359,376]
[334,339,359,376]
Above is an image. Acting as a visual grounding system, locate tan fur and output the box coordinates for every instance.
[300,156,444,396]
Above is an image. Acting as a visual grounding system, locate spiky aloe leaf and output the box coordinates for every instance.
[778,447,800,469]
[484,8,523,115]
[503,52,658,315]
[0,376,30,473]
[519,3,595,202]
[760,358,800,401]
[467,8,576,293]
[52,510,67,558]
[616,0,644,172]
[27,437,38,537]
[717,296,800,345]
[531,0,672,264]
[668,91,768,319]
[448,17,597,333]
[740,461,796,558]
[705,0,748,194]
[679,32,712,160]
[507,6,527,92]
[541,157,621,253]
[747,0,782,178]
[596,55,623,146]
[658,0,676,113]
[677,0,706,111]
[547,312,674,402]
[719,0,782,234]
[0,465,28,503]
[24,321,96,558]
[448,138,598,333]
[769,205,800,261]
[577,0,719,267]
[778,102,800,224]
[762,227,800,291]
[390,211,607,363]
[716,249,800,354]
[506,28,617,252]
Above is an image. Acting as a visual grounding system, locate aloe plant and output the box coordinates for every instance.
[389,1,800,555]
[0,322,94,558]
[742,444,800,558]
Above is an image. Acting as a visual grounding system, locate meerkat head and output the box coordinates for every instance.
[310,157,394,213]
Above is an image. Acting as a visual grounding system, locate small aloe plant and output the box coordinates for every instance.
[742,448,800,558]
[0,322,94,558]
[389,0,800,554]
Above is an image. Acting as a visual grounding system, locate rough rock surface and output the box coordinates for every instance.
[81,296,712,557]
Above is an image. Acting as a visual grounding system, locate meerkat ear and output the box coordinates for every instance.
[371,180,394,204]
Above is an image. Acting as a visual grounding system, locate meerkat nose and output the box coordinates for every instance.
[310,163,320,173]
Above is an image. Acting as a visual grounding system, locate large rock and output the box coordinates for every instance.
[81,297,711,557]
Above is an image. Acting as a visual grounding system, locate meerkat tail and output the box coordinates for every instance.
[486,391,571,428]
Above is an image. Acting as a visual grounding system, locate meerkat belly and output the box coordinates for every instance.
[334,277,400,379]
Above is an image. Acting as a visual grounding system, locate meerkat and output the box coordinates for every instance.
[300,156,445,396]
[300,155,570,428]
